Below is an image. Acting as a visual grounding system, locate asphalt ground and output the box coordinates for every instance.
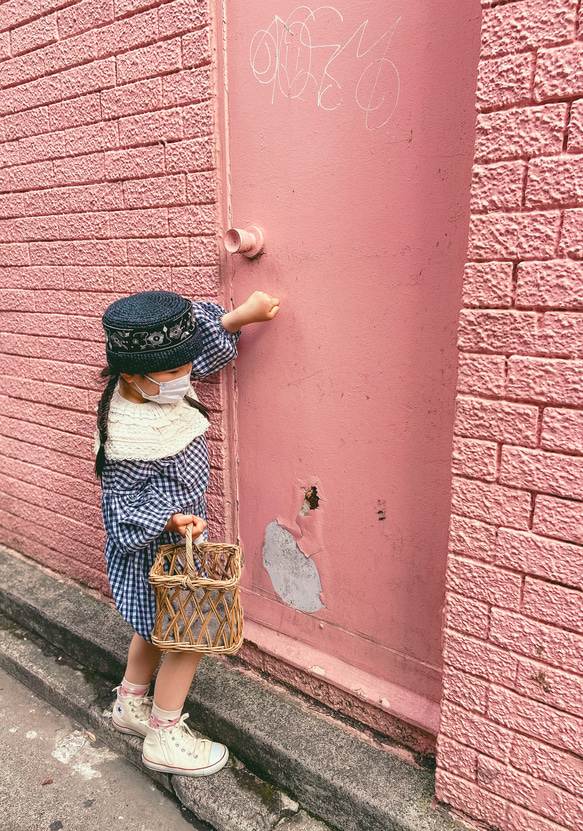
[0,664,211,831]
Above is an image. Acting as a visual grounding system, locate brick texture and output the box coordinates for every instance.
[0,2,233,591]
[438,2,583,829]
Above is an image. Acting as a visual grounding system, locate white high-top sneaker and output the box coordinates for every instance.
[142,714,229,776]
[112,687,152,738]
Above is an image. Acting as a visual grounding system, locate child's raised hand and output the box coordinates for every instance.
[221,291,280,332]
[242,291,280,323]
[164,513,207,538]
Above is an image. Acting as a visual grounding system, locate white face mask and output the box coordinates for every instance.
[134,372,191,404]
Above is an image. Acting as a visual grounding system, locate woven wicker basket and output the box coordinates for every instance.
[148,523,243,654]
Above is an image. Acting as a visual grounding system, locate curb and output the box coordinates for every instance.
[0,545,467,831]
[0,611,323,831]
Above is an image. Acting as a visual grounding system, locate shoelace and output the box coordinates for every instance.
[113,686,153,717]
[167,714,210,758]
[131,694,154,715]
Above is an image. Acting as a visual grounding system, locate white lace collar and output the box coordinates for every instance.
[95,385,210,461]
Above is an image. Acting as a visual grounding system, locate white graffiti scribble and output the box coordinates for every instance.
[250,6,401,131]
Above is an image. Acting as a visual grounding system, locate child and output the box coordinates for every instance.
[95,288,279,776]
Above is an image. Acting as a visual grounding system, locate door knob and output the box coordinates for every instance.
[223,225,264,259]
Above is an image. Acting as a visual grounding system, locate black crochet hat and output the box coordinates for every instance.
[102,291,203,374]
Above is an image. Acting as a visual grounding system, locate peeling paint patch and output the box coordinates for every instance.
[263,521,325,613]
[277,478,326,559]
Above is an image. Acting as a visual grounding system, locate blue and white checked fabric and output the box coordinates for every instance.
[100,302,239,641]
[190,301,239,379]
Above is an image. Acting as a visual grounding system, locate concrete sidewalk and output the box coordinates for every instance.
[0,545,470,831]
[0,663,211,831]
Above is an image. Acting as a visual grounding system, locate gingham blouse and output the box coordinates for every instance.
[100,302,239,641]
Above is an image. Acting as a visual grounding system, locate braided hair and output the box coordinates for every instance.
[95,366,211,479]
[95,366,119,478]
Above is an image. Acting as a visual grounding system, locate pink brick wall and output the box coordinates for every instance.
[437,1,583,829]
[1,5,581,825]
[0,0,231,593]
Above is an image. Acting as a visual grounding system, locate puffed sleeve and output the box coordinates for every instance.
[190,301,241,379]
[102,484,177,553]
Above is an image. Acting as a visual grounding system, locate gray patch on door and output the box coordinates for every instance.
[262,520,325,613]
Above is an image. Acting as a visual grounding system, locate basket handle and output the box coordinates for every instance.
[184,522,202,576]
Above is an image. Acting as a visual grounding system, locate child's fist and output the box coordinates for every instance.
[243,291,280,323]
[221,291,280,332]
[165,513,207,538]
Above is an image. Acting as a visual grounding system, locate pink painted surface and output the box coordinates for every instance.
[437,1,583,829]
[222,1,480,728]
[0,3,231,594]
[0,4,580,827]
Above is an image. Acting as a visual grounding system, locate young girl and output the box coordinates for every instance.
[95,288,279,776]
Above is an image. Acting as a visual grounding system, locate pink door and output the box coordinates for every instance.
[220,1,480,732]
